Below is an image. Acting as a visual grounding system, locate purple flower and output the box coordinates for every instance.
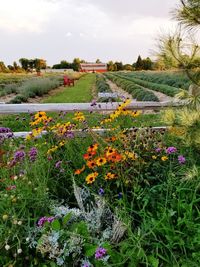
[155,148,162,153]
[37,216,55,227]
[91,100,97,107]
[166,147,177,154]
[98,188,104,196]
[0,127,13,143]
[29,147,38,162]
[178,155,186,164]
[14,150,26,161]
[95,247,107,259]
[55,161,62,168]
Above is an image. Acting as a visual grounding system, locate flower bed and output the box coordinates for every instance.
[0,99,200,266]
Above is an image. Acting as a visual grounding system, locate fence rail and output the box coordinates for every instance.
[0,101,182,114]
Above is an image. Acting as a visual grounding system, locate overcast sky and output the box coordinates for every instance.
[0,0,179,66]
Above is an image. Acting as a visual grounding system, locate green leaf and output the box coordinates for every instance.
[63,212,72,225]
[84,243,97,257]
[148,256,159,267]
[51,219,61,231]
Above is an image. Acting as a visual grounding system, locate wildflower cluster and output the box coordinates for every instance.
[100,99,140,124]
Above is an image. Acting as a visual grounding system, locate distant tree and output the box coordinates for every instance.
[95,59,101,63]
[0,61,8,72]
[19,58,29,70]
[34,58,47,71]
[135,55,143,70]
[13,61,19,71]
[7,65,14,71]
[107,61,114,71]
[114,61,123,71]
[142,57,153,70]
[123,64,133,71]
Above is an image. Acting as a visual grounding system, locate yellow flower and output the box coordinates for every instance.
[86,172,98,184]
[152,155,157,159]
[96,157,107,166]
[73,112,85,122]
[161,156,168,161]
[105,172,117,180]
[125,151,137,160]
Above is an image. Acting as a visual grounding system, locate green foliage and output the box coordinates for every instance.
[106,73,159,101]
[116,72,181,96]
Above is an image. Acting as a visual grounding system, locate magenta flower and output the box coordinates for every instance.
[166,147,177,154]
[37,216,55,227]
[55,161,62,168]
[95,247,107,259]
[178,155,186,164]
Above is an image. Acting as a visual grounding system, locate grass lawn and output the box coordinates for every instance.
[43,73,96,103]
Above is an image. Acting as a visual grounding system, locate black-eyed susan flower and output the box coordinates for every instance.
[86,172,98,184]
[96,157,107,166]
[87,160,96,169]
[105,172,117,180]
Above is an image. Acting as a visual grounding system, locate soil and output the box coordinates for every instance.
[27,86,66,103]
[0,93,17,103]
[106,80,133,100]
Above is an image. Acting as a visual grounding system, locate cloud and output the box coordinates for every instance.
[0,0,180,66]
[0,0,59,33]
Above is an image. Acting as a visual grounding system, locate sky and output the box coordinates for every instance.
[0,0,179,66]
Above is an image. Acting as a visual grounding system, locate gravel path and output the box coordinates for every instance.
[107,79,173,102]
[106,80,133,100]
[143,87,173,102]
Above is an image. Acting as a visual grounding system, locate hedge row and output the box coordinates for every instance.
[96,74,111,92]
[115,73,180,97]
[127,71,191,90]
[105,73,159,102]
[9,76,62,103]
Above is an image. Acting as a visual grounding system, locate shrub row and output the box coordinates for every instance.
[116,73,181,96]
[9,76,61,103]
[128,71,191,90]
[96,74,111,92]
[105,73,159,102]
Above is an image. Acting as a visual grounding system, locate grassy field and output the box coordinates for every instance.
[43,73,95,103]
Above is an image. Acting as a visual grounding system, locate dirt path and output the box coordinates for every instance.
[106,80,133,100]
[0,93,17,103]
[143,87,173,102]
[27,86,66,103]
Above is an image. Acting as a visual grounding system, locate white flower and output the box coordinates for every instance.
[17,248,22,254]
[18,221,22,225]
[5,244,10,250]
[26,237,30,242]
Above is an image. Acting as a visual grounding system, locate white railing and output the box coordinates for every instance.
[0,101,182,138]
[0,101,182,114]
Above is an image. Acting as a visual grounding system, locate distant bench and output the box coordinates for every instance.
[63,75,75,87]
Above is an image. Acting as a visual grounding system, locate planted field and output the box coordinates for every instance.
[129,71,192,90]
[105,73,159,101]
[114,72,180,97]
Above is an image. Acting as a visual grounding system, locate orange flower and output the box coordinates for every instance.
[105,136,116,142]
[86,172,98,184]
[105,147,116,158]
[87,144,98,153]
[105,172,117,180]
[74,165,85,175]
[96,157,107,166]
[87,160,96,169]
[83,151,96,160]
[107,152,122,163]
